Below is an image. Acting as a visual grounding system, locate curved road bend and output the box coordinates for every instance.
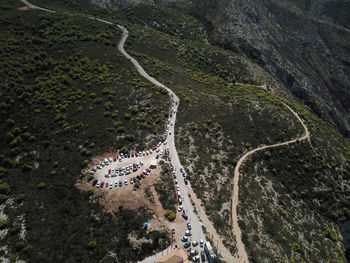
[231,102,310,262]
[18,0,214,261]
[17,1,312,262]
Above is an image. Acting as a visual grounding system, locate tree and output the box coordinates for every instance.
[164,210,176,221]
[87,240,97,250]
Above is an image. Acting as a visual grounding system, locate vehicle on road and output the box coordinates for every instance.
[184,242,191,249]
[181,236,188,242]
[185,230,192,236]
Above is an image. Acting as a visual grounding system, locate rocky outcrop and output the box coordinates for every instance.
[91,0,350,135]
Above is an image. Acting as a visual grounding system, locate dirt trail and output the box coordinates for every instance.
[231,102,310,262]
[17,2,312,262]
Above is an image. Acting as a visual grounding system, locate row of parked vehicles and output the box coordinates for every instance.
[92,167,153,189]
[104,162,143,178]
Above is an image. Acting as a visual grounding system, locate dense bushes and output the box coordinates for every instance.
[0,4,170,262]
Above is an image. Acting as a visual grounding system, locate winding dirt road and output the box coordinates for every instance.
[17,1,312,262]
[231,102,310,262]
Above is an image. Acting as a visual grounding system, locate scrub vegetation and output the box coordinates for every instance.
[1,0,350,262]
[0,1,169,262]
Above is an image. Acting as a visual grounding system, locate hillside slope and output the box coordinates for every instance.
[1,0,350,262]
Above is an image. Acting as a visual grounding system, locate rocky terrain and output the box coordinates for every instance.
[1,0,350,262]
[94,0,350,135]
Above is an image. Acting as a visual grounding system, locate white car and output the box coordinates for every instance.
[192,240,199,247]
[176,184,180,189]
[109,183,113,189]
[200,239,204,247]
[124,179,128,185]
[193,255,200,262]
[96,182,100,188]
[185,230,192,236]
[177,205,183,212]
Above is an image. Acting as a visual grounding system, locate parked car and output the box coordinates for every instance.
[181,236,188,242]
[95,181,100,188]
[124,179,128,185]
[193,255,200,262]
[182,213,188,220]
[200,239,204,247]
[184,242,191,249]
[119,180,123,186]
[187,223,192,230]
[200,251,205,262]
[192,240,199,247]
[109,183,113,189]
[92,179,98,186]
[177,205,183,212]
[101,182,105,187]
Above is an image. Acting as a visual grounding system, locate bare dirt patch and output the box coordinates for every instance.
[76,155,185,245]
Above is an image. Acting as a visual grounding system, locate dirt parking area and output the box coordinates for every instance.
[76,146,185,242]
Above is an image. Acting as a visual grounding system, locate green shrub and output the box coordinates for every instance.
[87,240,97,250]
[0,219,9,229]
[164,210,176,221]
[0,183,11,195]
[37,182,47,189]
